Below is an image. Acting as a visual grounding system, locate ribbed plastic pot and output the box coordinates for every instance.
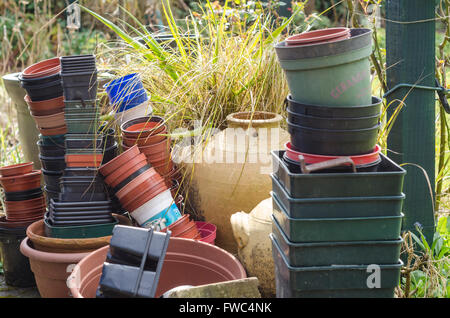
[0,225,36,287]
[98,144,140,177]
[21,57,61,79]
[275,28,372,106]
[68,237,247,298]
[0,170,42,192]
[0,162,34,177]
[61,71,98,101]
[285,27,350,46]
[20,237,90,298]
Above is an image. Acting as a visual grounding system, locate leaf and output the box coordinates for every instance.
[410,231,426,252]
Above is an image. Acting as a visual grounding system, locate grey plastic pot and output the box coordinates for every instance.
[275,29,372,106]
[2,73,40,169]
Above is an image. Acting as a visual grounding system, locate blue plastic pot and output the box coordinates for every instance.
[116,90,148,113]
[104,73,146,110]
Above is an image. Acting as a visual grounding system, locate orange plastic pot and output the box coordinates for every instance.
[5,196,45,210]
[39,125,67,136]
[121,116,166,138]
[175,221,200,239]
[104,153,148,188]
[25,95,64,115]
[122,133,166,147]
[69,238,247,298]
[0,215,40,229]
[32,112,65,129]
[0,170,42,192]
[152,160,174,176]
[20,237,90,298]
[122,179,168,212]
[115,167,162,201]
[286,27,350,46]
[0,162,33,177]
[65,154,103,168]
[26,215,133,253]
[21,57,61,78]
[139,138,171,156]
[98,144,140,177]
[161,214,190,236]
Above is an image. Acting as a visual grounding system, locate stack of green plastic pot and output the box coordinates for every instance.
[270,150,406,298]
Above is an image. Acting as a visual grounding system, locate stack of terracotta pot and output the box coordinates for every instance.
[0,163,45,226]
[99,144,198,238]
[120,116,178,188]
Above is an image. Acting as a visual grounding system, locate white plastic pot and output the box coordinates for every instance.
[114,100,153,125]
[131,189,182,230]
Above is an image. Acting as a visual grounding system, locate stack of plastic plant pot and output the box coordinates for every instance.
[269,28,406,298]
[43,55,118,239]
[120,116,181,196]
[103,73,152,125]
[99,145,196,237]
[96,225,171,298]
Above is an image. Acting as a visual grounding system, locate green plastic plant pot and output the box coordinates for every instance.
[272,196,404,242]
[44,217,118,239]
[272,236,402,298]
[272,151,406,198]
[64,99,98,110]
[271,176,404,218]
[275,29,373,106]
[66,118,99,134]
[271,216,402,267]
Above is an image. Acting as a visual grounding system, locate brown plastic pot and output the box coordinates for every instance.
[122,179,168,212]
[39,125,67,136]
[121,116,166,138]
[115,167,163,201]
[139,138,171,156]
[99,144,140,177]
[285,27,350,46]
[162,214,190,236]
[6,210,45,222]
[5,196,45,210]
[32,112,65,129]
[20,237,90,298]
[103,153,147,188]
[0,162,34,177]
[0,215,40,229]
[26,215,132,254]
[0,170,42,192]
[65,154,103,168]
[152,160,174,176]
[25,95,64,115]
[21,57,61,78]
[175,221,200,239]
[69,238,246,298]
[122,133,166,147]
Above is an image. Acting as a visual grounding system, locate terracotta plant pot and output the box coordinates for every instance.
[122,179,168,212]
[286,27,350,46]
[32,112,65,129]
[103,153,147,188]
[68,238,246,298]
[26,215,132,253]
[5,196,45,210]
[121,116,166,138]
[115,167,163,200]
[39,125,67,136]
[98,144,140,177]
[20,237,90,298]
[0,170,42,192]
[122,133,166,147]
[0,162,33,177]
[65,154,103,168]
[25,95,64,116]
[21,57,61,79]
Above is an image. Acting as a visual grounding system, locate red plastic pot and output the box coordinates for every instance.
[69,238,246,298]
[285,141,381,166]
[195,221,217,245]
[121,116,166,138]
[139,138,171,156]
[99,144,140,177]
[25,95,64,116]
[123,180,168,212]
[0,170,42,192]
[286,27,350,46]
[161,214,190,236]
[65,154,103,168]
[122,133,166,147]
[21,57,61,79]
[5,196,45,210]
[0,162,34,177]
[104,153,148,188]
[152,160,174,176]
[39,125,67,136]
[115,167,164,200]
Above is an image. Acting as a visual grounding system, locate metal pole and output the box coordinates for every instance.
[385,0,436,244]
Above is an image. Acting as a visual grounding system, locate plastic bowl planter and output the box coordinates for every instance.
[0,162,34,177]
[68,237,247,298]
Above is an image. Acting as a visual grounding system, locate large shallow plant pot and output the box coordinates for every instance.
[26,215,132,253]
[230,198,275,297]
[2,73,41,169]
[0,226,36,287]
[20,237,90,298]
[181,111,289,254]
[68,237,247,298]
[275,28,372,106]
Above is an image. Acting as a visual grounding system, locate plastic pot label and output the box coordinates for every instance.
[141,203,182,231]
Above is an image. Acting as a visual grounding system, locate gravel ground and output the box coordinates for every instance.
[0,275,40,298]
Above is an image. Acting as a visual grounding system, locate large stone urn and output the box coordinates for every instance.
[231,198,275,297]
[180,111,289,254]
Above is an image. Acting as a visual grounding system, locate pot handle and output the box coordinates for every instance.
[298,155,356,174]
